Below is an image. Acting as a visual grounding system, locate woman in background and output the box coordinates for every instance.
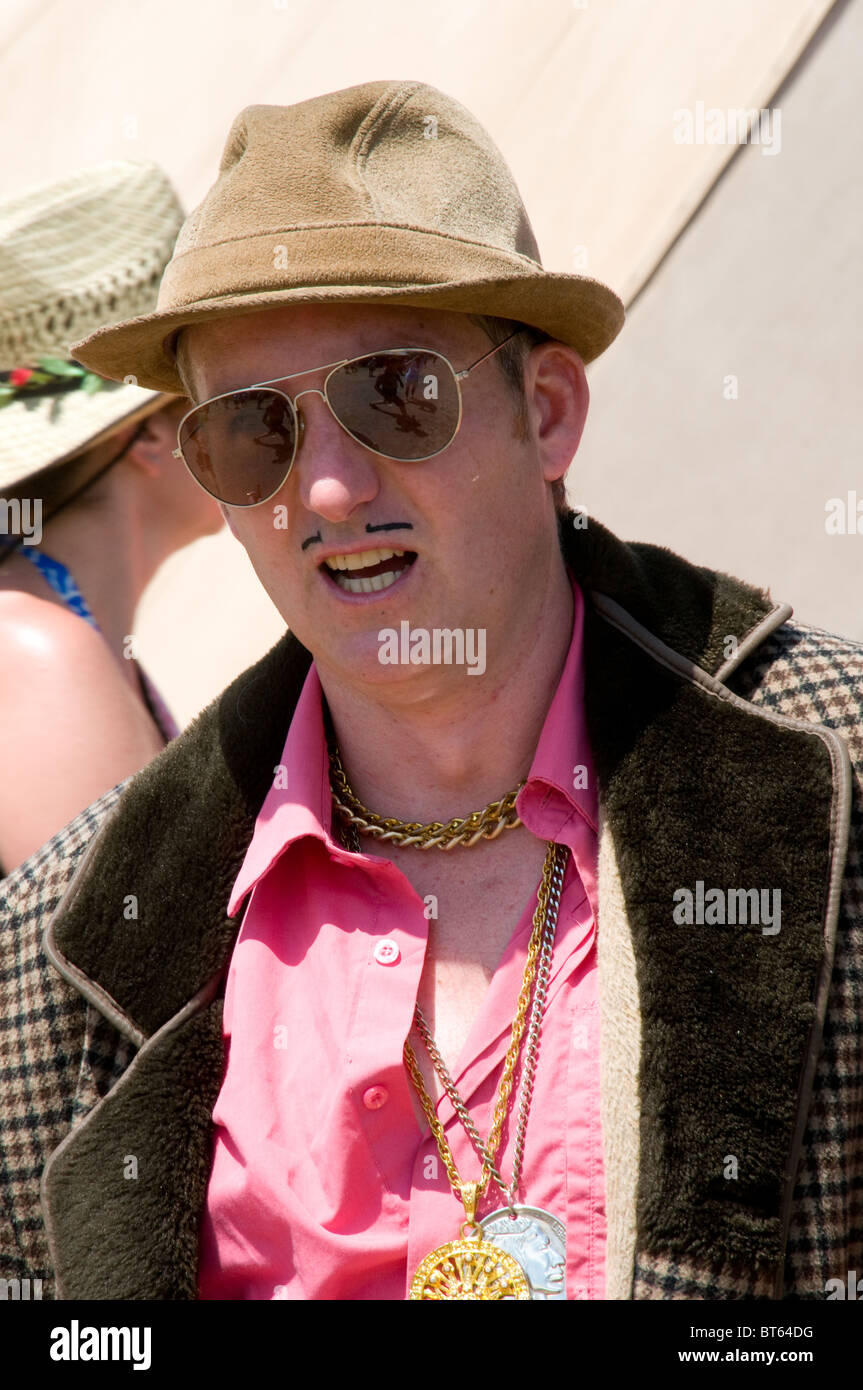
[0,160,222,874]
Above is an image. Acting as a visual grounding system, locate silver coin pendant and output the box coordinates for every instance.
[479,1205,567,1300]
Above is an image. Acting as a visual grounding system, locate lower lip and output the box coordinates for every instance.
[319,557,418,603]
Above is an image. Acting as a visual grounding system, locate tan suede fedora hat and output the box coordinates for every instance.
[72,79,624,394]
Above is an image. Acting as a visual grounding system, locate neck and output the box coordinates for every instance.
[318,557,574,823]
[34,487,173,682]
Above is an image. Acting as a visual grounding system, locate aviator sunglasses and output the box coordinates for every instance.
[172,331,520,507]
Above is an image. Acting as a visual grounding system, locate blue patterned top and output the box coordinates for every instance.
[15,547,100,630]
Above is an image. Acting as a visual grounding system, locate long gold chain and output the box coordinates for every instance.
[402,842,558,1206]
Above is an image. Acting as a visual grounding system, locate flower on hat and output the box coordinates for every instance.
[0,356,109,409]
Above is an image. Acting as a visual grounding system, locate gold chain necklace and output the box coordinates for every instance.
[326,728,570,1299]
[405,844,567,1300]
[327,734,525,851]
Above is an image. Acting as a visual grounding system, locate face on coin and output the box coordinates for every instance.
[480,1208,567,1300]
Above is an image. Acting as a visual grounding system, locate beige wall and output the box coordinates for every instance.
[574,0,861,641]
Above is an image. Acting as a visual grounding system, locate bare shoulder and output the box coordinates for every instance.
[0,591,166,871]
[0,589,140,703]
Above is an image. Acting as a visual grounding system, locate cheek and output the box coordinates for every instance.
[462,403,534,497]
[469,449,537,528]
[226,512,286,572]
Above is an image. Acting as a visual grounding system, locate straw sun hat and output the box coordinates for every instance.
[72,79,625,394]
[0,160,184,493]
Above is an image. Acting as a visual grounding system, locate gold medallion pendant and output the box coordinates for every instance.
[409,1236,530,1301]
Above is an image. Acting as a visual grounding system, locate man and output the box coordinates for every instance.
[1,80,860,1301]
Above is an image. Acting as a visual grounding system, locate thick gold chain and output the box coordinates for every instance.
[327,737,525,851]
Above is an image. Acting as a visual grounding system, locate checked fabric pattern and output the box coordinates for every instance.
[633,621,863,1299]
[0,782,133,1297]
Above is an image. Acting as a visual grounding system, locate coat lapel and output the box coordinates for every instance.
[40,517,850,1299]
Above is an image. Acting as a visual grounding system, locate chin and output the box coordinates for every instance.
[313,635,430,690]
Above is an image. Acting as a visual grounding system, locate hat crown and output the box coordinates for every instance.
[167,81,542,297]
[0,160,184,370]
[71,81,624,395]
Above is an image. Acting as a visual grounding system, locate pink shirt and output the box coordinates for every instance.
[198,576,605,1300]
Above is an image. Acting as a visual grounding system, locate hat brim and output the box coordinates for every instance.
[72,271,625,395]
[0,381,170,493]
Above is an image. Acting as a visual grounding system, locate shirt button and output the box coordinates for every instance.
[362,1085,389,1110]
[373,938,400,965]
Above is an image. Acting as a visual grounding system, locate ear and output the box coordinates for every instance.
[526,343,590,485]
[124,401,186,479]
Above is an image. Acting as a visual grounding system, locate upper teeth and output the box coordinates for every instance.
[325,548,406,571]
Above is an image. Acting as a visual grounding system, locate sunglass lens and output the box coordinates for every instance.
[178,389,296,506]
[326,351,460,461]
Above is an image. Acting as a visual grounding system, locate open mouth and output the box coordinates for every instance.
[321,547,417,594]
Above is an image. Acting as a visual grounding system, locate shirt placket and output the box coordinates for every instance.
[345,858,432,1197]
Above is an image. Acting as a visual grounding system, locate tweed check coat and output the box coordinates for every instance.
[1,516,861,1300]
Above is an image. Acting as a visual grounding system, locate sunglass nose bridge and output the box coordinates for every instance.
[291,387,326,454]
[292,387,327,404]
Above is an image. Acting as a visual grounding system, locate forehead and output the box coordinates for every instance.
[178,303,484,398]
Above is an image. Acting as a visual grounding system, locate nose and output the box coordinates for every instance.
[291,388,381,522]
